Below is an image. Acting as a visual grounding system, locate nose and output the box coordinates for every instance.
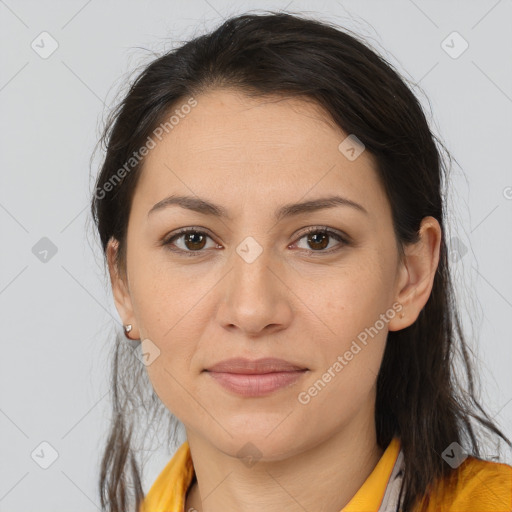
[215,244,293,338]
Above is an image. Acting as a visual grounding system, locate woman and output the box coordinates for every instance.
[91,11,512,512]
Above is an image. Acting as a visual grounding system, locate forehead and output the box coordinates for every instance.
[133,88,390,223]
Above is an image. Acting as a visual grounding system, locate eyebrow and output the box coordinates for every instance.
[147,194,368,221]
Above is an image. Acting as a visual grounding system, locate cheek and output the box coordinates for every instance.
[310,270,391,382]
[127,251,195,337]
[144,359,204,431]
[141,315,202,423]
[299,287,388,421]
[127,267,210,416]
[318,268,389,333]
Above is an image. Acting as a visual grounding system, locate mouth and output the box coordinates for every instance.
[205,370,308,397]
[204,356,308,374]
[203,357,309,397]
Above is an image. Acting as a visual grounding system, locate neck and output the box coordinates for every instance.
[185,409,384,512]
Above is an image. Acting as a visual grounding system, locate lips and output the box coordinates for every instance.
[203,357,308,397]
[204,357,307,374]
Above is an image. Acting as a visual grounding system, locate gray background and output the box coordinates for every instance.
[1,0,511,510]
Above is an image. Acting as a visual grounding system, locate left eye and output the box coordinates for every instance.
[293,228,347,253]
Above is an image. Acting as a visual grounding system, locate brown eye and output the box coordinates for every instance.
[306,232,329,250]
[163,229,218,255]
[181,232,207,250]
[294,227,348,254]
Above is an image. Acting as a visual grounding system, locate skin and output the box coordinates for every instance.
[107,88,441,512]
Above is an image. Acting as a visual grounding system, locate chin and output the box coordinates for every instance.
[210,425,309,464]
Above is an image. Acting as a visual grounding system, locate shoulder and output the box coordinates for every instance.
[427,456,512,511]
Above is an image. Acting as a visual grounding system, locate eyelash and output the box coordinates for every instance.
[161,226,349,257]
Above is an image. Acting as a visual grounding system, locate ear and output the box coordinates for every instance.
[388,216,442,331]
[106,237,139,339]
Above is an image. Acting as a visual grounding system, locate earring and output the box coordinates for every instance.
[123,324,133,339]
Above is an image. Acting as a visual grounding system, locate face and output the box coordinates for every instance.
[109,88,410,460]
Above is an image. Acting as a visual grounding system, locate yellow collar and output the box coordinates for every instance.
[141,437,402,512]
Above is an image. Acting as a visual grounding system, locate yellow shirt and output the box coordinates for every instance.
[140,437,512,511]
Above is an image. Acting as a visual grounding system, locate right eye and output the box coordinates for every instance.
[162,228,221,256]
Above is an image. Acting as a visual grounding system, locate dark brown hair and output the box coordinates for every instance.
[90,10,511,512]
